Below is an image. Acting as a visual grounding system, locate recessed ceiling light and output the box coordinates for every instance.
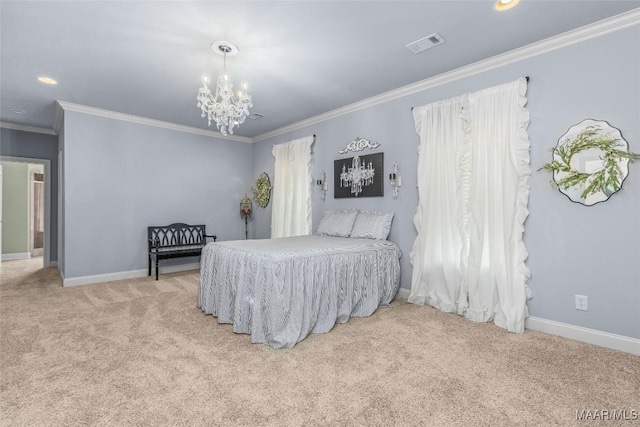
[37,76,58,85]
[10,109,26,114]
[494,0,520,11]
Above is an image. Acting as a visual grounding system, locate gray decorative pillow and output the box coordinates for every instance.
[315,210,358,237]
[350,211,394,240]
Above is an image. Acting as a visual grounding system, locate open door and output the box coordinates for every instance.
[30,170,44,258]
[0,158,50,267]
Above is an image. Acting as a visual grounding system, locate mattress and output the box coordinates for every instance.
[198,235,401,348]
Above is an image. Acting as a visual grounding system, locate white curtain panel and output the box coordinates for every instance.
[271,135,314,238]
[410,78,530,333]
[409,96,468,315]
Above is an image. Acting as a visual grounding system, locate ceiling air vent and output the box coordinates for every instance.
[405,33,445,54]
[248,113,265,120]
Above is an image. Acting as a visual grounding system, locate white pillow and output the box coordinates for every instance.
[315,210,358,237]
[350,211,394,240]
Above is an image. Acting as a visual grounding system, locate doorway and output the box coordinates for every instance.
[0,157,51,268]
[30,169,45,258]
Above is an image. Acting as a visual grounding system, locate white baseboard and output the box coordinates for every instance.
[158,262,200,275]
[395,288,638,355]
[1,252,31,261]
[525,316,640,356]
[63,269,147,287]
[63,262,200,287]
[396,287,411,299]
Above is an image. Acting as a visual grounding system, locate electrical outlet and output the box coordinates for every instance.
[575,295,588,311]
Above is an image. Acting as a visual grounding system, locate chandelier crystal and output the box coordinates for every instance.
[340,156,375,196]
[197,41,252,136]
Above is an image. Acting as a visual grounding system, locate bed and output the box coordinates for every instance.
[198,234,401,348]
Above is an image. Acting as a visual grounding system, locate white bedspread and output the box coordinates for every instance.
[198,235,401,348]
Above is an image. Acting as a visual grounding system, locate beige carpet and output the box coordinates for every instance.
[1,258,638,426]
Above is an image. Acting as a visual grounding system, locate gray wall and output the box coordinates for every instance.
[251,26,640,339]
[0,128,59,261]
[60,111,253,279]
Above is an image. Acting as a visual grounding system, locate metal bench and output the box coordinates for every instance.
[148,223,216,280]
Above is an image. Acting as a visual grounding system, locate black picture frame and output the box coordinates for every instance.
[334,152,384,198]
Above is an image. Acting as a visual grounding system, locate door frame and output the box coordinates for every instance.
[0,156,52,267]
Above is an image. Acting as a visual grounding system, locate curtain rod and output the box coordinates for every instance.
[410,76,530,111]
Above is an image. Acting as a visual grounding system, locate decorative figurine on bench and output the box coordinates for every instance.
[147,223,216,280]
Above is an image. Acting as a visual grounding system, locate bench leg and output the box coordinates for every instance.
[156,258,159,280]
[148,256,151,277]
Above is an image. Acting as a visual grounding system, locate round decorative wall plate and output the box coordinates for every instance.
[543,119,637,206]
[253,172,271,208]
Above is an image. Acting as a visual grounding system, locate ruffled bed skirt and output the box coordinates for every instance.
[198,236,401,348]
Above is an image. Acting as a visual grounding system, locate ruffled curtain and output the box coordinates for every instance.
[410,78,531,333]
[271,135,314,238]
[409,96,468,315]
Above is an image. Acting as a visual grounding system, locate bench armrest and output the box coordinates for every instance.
[148,238,161,251]
[204,234,217,243]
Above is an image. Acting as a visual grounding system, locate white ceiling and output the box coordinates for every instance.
[1,1,638,138]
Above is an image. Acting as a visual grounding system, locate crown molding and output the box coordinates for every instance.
[252,8,640,143]
[0,121,57,136]
[55,101,252,143]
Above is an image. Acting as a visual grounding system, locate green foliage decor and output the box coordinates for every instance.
[252,172,271,208]
[543,126,639,199]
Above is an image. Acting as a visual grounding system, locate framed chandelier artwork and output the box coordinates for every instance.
[334,152,384,198]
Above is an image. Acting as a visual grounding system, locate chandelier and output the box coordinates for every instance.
[197,41,252,136]
[340,156,375,196]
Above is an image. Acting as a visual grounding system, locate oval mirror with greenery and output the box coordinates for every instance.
[253,172,271,208]
[543,119,638,206]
